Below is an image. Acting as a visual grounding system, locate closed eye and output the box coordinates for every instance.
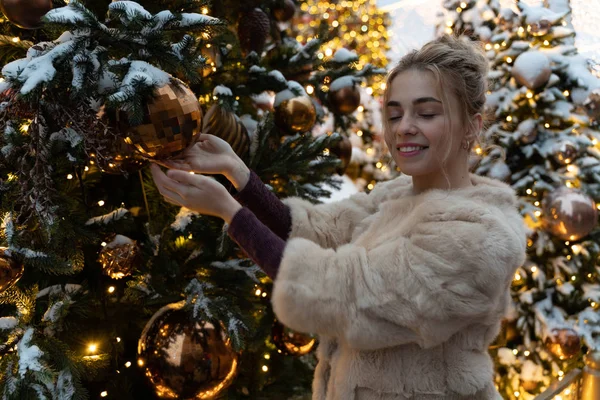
[420,114,437,119]
[389,116,403,121]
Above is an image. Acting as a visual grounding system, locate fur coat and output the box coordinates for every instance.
[272,173,527,400]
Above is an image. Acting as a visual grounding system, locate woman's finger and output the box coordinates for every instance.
[151,165,189,198]
[167,169,212,189]
[154,159,192,171]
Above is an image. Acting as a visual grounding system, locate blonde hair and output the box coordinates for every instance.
[383,34,489,171]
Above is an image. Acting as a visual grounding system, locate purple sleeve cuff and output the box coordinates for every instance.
[227,207,286,280]
[232,170,292,241]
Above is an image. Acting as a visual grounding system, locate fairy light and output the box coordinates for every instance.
[67,174,73,180]
[506,116,513,122]
[526,92,533,99]
[137,359,144,367]
[12,37,19,43]
[116,337,121,343]
[531,266,537,273]
[261,292,267,298]
[524,350,530,356]
[262,365,269,372]
[98,200,105,206]
[201,7,209,14]
[513,349,518,355]
[485,43,492,50]
[506,57,513,63]
[356,130,363,137]
[563,90,570,97]
[255,289,262,296]
[514,273,522,281]
[534,210,542,217]
[108,286,115,294]
[264,354,270,360]
[526,189,532,195]
[460,1,467,8]
[306,85,314,95]
[84,166,89,171]
[100,392,108,397]
[125,361,131,368]
[475,147,483,155]
[88,343,98,353]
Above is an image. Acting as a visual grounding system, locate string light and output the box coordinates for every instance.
[125,361,131,368]
[531,266,537,273]
[108,286,115,294]
[506,116,513,122]
[98,200,105,206]
[67,174,73,180]
[116,337,121,343]
[255,289,262,296]
[100,391,108,397]
[264,354,270,360]
[88,343,98,353]
[524,350,530,356]
[262,365,269,372]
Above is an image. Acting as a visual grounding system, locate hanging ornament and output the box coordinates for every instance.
[98,234,140,280]
[542,187,597,241]
[581,351,600,400]
[0,0,52,29]
[330,134,352,175]
[511,51,551,90]
[545,328,581,360]
[272,0,295,22]
[116,80,202,160]
[584,90,600,123]
[274,93,316,133]
[237,8,270,55]
[202,104,250,159]
[521,380,539,392]
[138,301,239,399]
[553,140,578,165]
[271,321,316,356]
[328,78,361,115]
[0,248,24,293]
[516,119,538,144]
[527,19,552,37]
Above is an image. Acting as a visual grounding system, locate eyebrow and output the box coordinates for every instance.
[386,97,442,107]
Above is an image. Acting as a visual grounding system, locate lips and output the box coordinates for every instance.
[397,145,428,152]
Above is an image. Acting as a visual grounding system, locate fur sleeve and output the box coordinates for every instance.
[281,190,376,249]
[271,206,527,350]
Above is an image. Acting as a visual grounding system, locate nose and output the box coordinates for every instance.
[397,114,418,136]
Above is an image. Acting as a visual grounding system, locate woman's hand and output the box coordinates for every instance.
[155,134,250,191]
[150,164,242,223]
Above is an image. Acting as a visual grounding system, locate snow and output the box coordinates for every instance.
[17,328,44,378]
[520,360,544,382]
[42,301,64,323]
[45,5,87,25]
[109,1,152,20]
[248,65,266,73]
[0,317,18,330]
[552,189,592,216]
[330,75,357,92]
[170,207,198,231]
[556,282,575,295]
[105,234,134,248]
[512,51,551,89]
[85,208,129,225]
[213,85,232,96]
[497,347,517,365]
[268,70,286,84]
[49,128,82,148]
[519,3,567,24]
[333,48,358,63]
[179,13,220,26]
[109,61,170,102]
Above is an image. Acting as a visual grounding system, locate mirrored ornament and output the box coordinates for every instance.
[138,302,239,399]
[98,234,140,280]
[512,51,551,90]
[328,80,361,115]
[543,187,598,241]
[0,0,51,29]
[274,95,316,133]
[545,328,581,360]
[271,321,316,356]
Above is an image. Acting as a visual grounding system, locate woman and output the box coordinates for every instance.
[151,35,526,399]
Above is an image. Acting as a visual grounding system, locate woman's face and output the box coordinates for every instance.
[384,69,466,180]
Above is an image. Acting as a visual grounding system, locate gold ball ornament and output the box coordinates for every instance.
[511,51,552,90]
[542,187,598,241]
[271,321,316,356]
[272,0,296,22]
[0,248,24,293]
[202,104,250,159]
[545,328,581,360]
[138,302,239,399]
[274,95,316,133]
[98,234,140,280]
[521,380,539,392]
[328,81,361,115]
[117,81,202,160]
[330,135,353,175]
[0,0,52,29]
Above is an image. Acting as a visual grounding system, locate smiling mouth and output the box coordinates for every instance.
[397,145,428,153]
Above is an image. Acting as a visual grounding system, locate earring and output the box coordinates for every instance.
[462,140,470,150]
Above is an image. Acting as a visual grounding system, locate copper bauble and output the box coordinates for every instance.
[553,141,578,165]
[272,321,316,356]
[272,0,295,22]
[585,90,600,123]
[330,135,352,175]
[98,234,140,280]
[511,51,551,90]
[0,0,51,29]
[138,302,239,399]
[528,19,552,37]
[543,187,598,241]
[274,95,316,133]
[202,104,250,158]
[117,81,202,160]
[0,248,24,292]
[545,328,581,360]
[328,84,361,115]
[521,380,539,392]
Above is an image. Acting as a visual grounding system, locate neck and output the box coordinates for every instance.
[411,160,473,195]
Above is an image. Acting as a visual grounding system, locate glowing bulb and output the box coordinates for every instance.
[356,130,363,137]
[563,90,570,97]
[108,286,115,294]
[101,241,107,247]
[98,200,105,206]
[544,123,550,128]
[306,85,314,95]
[84,166,89,171]
[460,2,467,8]
[513,349,518,355]
[67,174,73,180]
[543,40,550,46]
[12,37,19,43]
[514,273,521,281]
[88,344,98,353]
[531,266,537,273]
[456,7,463,12]
[125,361,131,368]
[201,7,208,14]
[264,354,270,360]
[485,44,492,50]
[534,210,542,217]
[101,392,108,398]
[558,371,564,377]
[137,359,144,367]
[357,106,364,112]
[526,189,532,195]
[514,392,520,397]
[592,302,597,308]
[506,57,513,63]
[255,289,262,296]
[506,116,513,122]
[526,92,533,99]
[524,351,530,356]
[116,337,121,342]
[262,365,269,372]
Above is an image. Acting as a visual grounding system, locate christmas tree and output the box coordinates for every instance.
[439,1,600,399]
[0,0,389,398]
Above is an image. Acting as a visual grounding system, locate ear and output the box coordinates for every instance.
[466,113,483,142]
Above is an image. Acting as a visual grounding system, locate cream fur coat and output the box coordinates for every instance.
[272,173,527,400]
